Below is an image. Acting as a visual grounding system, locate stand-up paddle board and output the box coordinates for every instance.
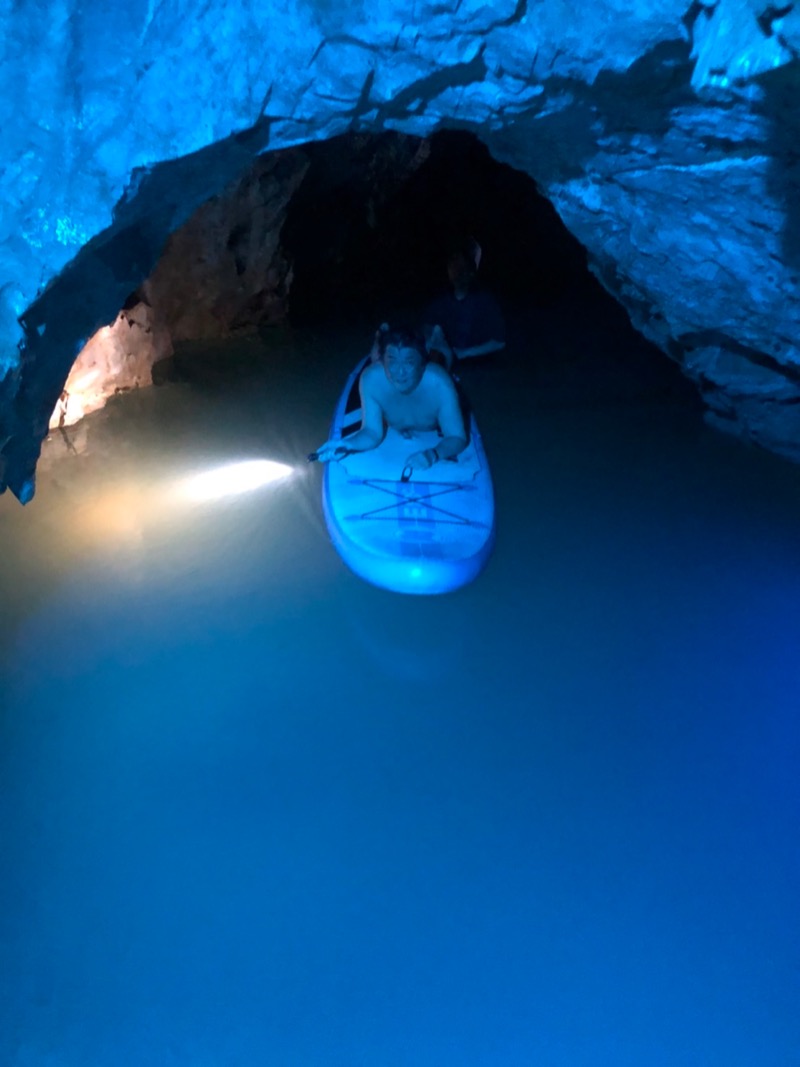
[314,358,495,594]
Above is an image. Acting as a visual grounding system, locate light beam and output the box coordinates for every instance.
[181,459,294,501]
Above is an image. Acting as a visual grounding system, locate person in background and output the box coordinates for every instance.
[422,238,506,371]
[313,327,467,474]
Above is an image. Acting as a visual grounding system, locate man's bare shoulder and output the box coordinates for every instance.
[359,362,385,395]
[424,363,458,395]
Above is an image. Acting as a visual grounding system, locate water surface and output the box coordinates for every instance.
[1,312,798,1065]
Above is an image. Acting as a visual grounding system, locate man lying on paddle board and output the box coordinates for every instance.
[314,327,468,474]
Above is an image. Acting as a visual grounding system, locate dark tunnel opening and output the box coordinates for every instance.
[279,128,591,328]
[257,128,696,409]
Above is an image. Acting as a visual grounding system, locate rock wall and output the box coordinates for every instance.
[49,303,173,431]
[45,132,435,430]
[2,0,799,498]
[140,150,309,344]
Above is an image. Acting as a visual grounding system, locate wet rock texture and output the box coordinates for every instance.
[2,0,800,497]
[140,151,309,345]
[50,303,173,430]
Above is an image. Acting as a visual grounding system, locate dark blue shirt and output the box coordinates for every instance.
[423,289,505,352]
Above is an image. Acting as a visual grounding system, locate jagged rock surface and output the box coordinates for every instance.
[140,150,309,345]
[2,0,799,498]
[50,302,173,431]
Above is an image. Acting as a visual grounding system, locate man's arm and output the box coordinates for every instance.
[400,369,467,472]
[342,366,385,451]
[454,292,506,359]
[433,370,467,460]
[454,337,505,359]
[425,324,455,371]
[312,367,385,460]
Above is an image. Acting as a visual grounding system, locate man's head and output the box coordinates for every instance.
[446,239,480,298]
[447,251,475,296]
[376,327,427,393]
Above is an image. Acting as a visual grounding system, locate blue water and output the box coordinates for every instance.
[1,315,798,1065]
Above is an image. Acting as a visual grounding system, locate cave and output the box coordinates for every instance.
[1,5,799,1064]
[279,128,587,326]
[2,6,800,497]
[6,125,699,485]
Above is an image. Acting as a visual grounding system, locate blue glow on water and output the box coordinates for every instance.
[0,324,798,1065]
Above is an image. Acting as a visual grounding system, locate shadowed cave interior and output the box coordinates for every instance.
[133,128,699,412]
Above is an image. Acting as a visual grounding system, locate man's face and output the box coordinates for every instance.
[447,253,473,295]
[383,345,425,393]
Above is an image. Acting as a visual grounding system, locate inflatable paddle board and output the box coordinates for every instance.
[318,358,495,594]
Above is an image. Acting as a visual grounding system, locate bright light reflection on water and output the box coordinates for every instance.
[180,458,295,501]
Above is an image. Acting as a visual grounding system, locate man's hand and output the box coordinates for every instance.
[425,325,454,371]
[309,439,350,463]
[369,322,390,363]
[426,325,452,355]
[404,447,438,471]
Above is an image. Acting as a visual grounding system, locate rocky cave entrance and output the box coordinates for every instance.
[21,123,703,509]
[55,127,692,427]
